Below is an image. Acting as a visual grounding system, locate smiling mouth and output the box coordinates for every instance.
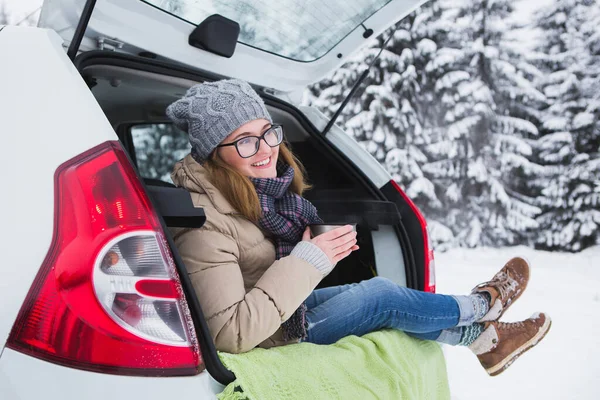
[251,156,271,167]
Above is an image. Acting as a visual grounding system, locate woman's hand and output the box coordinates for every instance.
[302,225,359,265]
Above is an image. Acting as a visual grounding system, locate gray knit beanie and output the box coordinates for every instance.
[166,79,273,162]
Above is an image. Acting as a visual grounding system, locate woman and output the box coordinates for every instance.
[167,79,551,377]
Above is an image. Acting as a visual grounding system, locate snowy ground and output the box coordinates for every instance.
[436,246,600,400]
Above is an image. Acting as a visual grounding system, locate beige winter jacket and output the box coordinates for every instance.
[171,155,329,354]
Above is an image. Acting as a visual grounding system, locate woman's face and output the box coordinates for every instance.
[217,118,280,179]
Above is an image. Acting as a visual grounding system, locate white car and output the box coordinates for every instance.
[0,0,436,398]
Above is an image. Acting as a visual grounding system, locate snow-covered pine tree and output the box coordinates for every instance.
[416,0,544,247]
[531,0,600,251]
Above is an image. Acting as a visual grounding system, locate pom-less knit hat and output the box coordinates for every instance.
[166,79,273,162]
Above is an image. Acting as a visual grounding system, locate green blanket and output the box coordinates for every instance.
[217,330,450,400]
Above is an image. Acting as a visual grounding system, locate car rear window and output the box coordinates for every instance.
[131,124,190,184]
[142,0,391,61]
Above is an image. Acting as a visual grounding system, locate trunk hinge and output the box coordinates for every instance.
[97,37,125,51]
[262,87,278,96]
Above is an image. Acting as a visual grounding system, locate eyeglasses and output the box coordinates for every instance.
[217,124,284,158]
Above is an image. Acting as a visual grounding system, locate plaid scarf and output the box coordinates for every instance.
[250,163,322,340]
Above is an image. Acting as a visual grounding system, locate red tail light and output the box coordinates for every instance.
[7,142,201,376]
[390,180,436,293]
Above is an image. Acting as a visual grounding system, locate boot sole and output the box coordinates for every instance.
[486,315,552,376]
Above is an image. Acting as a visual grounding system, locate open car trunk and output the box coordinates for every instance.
[39,0,428,97]
[73,50,421,385]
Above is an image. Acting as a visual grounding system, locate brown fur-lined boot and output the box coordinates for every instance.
[469,312,551,376]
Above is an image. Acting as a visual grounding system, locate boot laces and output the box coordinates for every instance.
[498,321,525,331]
[494,271,518,299]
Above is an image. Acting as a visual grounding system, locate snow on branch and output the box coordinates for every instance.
[510,197,542,218]
[457,80,493,103]
[566,158,600,181]
[448,115,481,140]
[496,116,539,136]
[426,139,460,157]
[435,70,470,92]
[490,178,511,207]
[507,209,539,231]
[502,153,557,176]
[572,112,595,130]
[538,131,572,145]
[542,116,569,131]
[425,48,465,72]
[407,177,441,206]
[517,61,545,80]
[494,133,533,156]
[417,38,438,56]
[427,220,456,251]
[467,157,489,182]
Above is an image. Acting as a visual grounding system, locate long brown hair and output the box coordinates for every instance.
[203,143,311,222]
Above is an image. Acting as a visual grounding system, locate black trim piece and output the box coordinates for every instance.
[311,200,401,229]
[146,185,206,228]
[380,182,425,291]
[189,14,240,58]
[67,0,97,61]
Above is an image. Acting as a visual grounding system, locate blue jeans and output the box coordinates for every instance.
[304,277,475,346]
